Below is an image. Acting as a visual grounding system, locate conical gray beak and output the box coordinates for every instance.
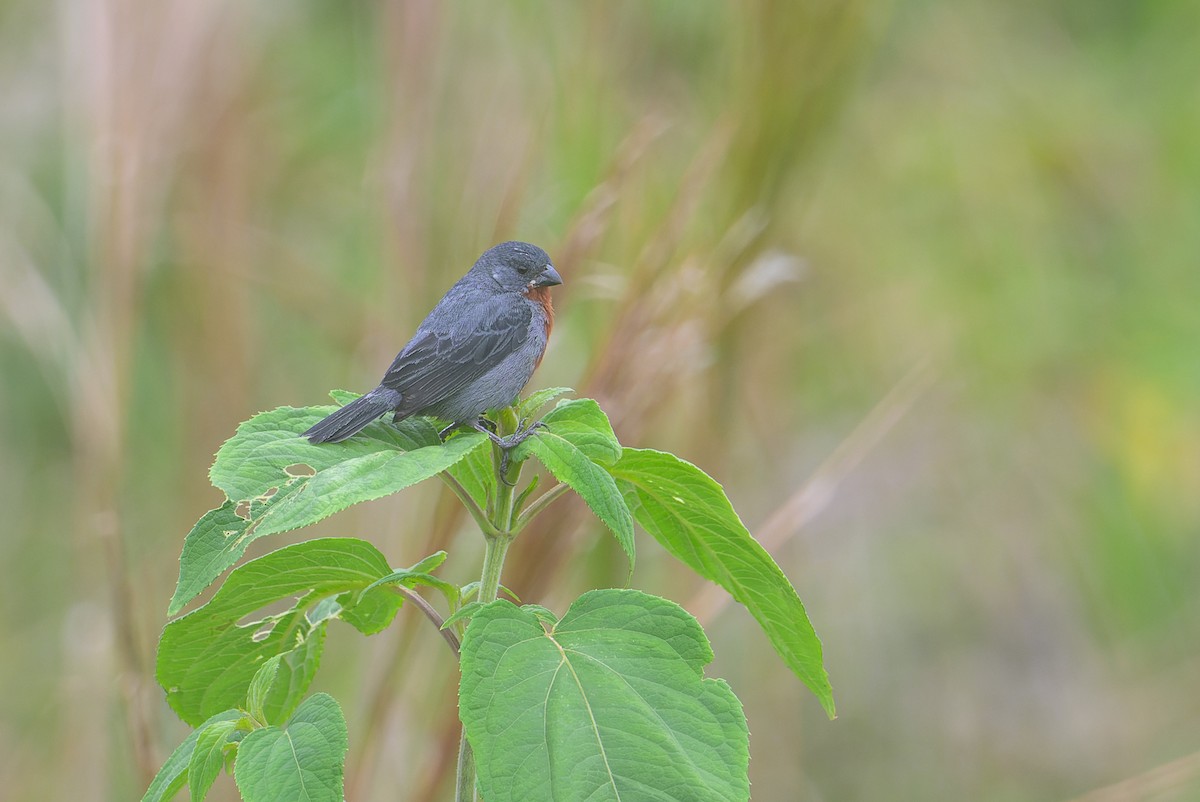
[533,264,562,287]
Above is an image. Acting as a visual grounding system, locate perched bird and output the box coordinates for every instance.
[304,241,561,449]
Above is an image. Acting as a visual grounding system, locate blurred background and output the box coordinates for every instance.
[2,1,1198,800]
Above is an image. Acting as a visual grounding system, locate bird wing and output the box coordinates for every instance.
[381,295,532,415]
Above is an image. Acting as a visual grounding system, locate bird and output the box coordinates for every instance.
[303,241,561,452]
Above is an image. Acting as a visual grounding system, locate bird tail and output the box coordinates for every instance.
[304,389,398,443]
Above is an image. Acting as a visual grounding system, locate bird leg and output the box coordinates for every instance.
[440,417,496,442]
[468,418,547,485]
[437,422,460,441]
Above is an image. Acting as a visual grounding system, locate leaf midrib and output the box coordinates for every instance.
[546,632,623,802]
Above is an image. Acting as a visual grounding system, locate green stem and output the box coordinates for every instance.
[439,473,500,538]
[477,532,513,605]
[512,482,569,534]
[454,531,512,802]
[455,407,524,802]
[454,733,477,802]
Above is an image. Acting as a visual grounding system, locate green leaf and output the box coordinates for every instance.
[234,693,348,802]
[363,569,460,610]
[513,473,540,512]
[612,448,836,718]
[246,655,281,724]
[358,549,460,614]
[170,501,268,617]
[441,600,484,630]
[406,550,448,574]
[141,710,241,802]
[444,430,496,510]
[169,405,486,614]
[522,604,559,627]
[327,388,362,406]
[187,719,238,801]
[459,590,749,802]
[524,398,621,465]
[517,386,574,419]
[460,582,521,604]
[158,538,403,726]
[262,623,326,725]
[515,399,634,567]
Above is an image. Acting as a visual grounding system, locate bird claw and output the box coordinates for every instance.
[470,418,547,485]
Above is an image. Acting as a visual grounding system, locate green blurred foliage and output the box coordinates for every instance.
[1,1,1198,800]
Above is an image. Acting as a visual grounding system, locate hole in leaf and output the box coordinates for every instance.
[257,486,279,501]
[250,621,275,642]
[284,463,316,478]
[236,597,302,629]
[234,501,252,520]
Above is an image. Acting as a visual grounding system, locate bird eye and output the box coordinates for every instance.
[517,264,531,274]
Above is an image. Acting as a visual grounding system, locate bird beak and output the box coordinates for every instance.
[532,264,562,287]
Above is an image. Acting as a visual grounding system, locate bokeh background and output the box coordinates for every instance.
[2,1,1199,800]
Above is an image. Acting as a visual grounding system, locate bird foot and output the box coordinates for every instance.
[469,419,547,484]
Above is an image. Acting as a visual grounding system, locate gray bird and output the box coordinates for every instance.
[303,241,561,450]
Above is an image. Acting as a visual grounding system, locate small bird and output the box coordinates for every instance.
[304,241,561,451]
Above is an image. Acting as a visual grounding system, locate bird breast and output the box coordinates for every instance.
[524,286,554,340]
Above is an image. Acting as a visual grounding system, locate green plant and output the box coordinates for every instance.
[143,389,834,802]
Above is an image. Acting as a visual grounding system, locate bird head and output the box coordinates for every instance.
[475,241,562,293]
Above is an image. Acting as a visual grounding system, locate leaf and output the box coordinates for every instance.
[234,693,348,802]
[444,430,496,510]
[459,590,749,802]
[158,538,403,726]
[170,501,269,617]
[513,473,540,512]
[524,398,621,465]
[246,655,281,724]
[441,601,484,630]
[460,582,521,604]
[169,405,486,614]
[261,624,326,725]
[354,548,456,608]
[327,389,362,406]
[612,448,835,718]
[406,550,448,574]
[187,719,238,801]
[518,386,574,418]
[515,399,634,567]
[141,710,241,802]
[361,569,460,611]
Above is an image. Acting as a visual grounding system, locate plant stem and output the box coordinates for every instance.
[455,408,524,802]
[513,481,569,533]
[440,472,500,538]
[454,530,513,802]
[478,532,513,604]
[454,734,478,802]
[386,585,459,655]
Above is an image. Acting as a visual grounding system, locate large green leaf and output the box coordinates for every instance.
[157,538,405,726]
[141,710,242,802]
[169,404,485,613]
[612,448,835,718]
[459,590,749,802]
[515,399,634,565]
[234,693,348,802]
